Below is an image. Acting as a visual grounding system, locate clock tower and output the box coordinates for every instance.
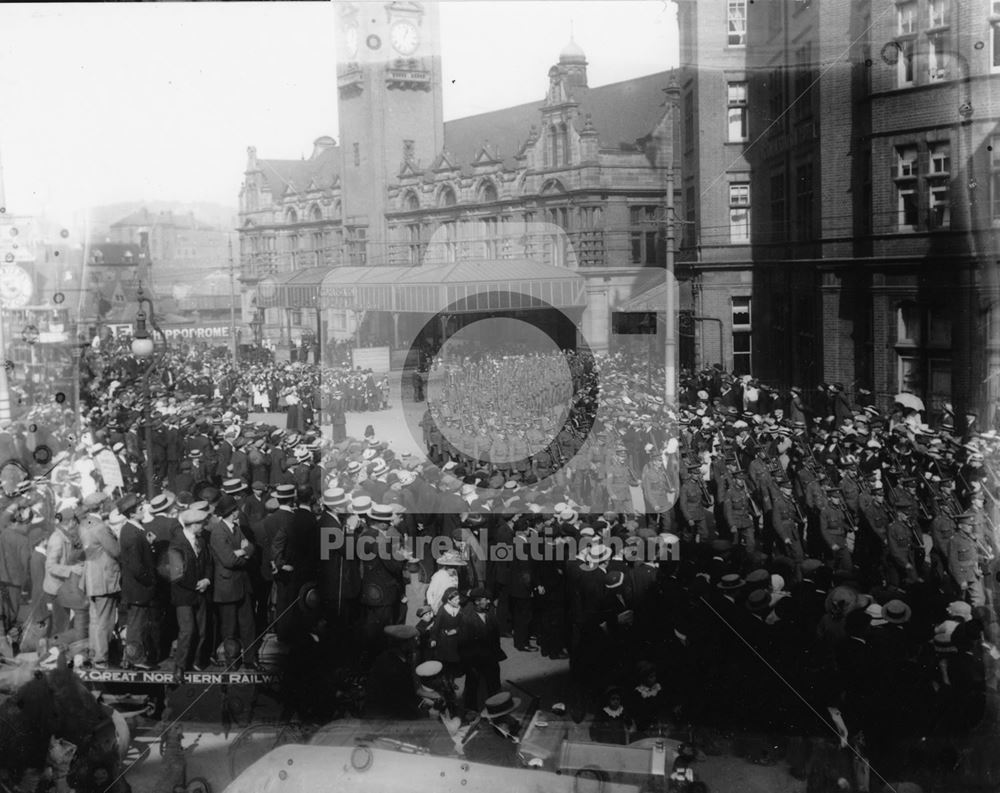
[336,2,444,265]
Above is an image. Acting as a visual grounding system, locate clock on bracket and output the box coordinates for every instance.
[390,20,419,55]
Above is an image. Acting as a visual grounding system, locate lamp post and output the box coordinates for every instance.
[131,286,166,498]
[250,306,263,350]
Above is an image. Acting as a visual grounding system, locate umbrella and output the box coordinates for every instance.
[894,392,925,412]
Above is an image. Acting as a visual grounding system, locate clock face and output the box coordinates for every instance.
[0,265,32,308]
[345,26,358,58]
[390,20,419,55]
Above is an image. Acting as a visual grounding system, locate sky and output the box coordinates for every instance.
[0,1,677,229]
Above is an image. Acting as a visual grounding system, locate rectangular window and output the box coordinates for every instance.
[929,142,950,174]
[898,354,920,393]
[732,296,751,328]
[353,142,360,166]
[729,183,750,243]
[898,1,917,34]
[897,145,918,177]
[898,303,920,344]
[928,358,952,412]
[732,296,752,375]
[770,172,786,242]
[732,332,752,376]
[929,183,950,228]
[728,0,747,46]
[727,82,748,142]
[929,0,949,27]
[629,206,660,265]
[928,308,952,346]
[898,186,918,230]
[898,38,915,86]
[928,35,950,80]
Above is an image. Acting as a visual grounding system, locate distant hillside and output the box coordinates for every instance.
[74,201,238,237]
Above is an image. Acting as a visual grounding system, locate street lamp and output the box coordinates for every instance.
[131,285,166,498]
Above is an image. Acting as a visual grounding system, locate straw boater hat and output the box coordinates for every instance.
[883,599,912,624]
[222,478,247,495]
[350,495,372,515]
[149,493,175,515]
[323,487,349,508]
[482,691,520,720]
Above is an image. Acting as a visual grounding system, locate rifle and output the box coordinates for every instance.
[827,487,858,532]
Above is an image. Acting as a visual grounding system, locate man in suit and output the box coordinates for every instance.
[230,437,250,484]
[257,483,296,624]
[117,494,156,669]
[317,488,361,652]
[459,586,506,711]
[358,504,409,656]
[169,507,213,675]
[208,494,259,669]
[272,485,321,642]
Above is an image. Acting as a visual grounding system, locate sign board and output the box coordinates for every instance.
[351,345,391,373]
[94,448,124,491]
[109,324,233,341]
[76,668,280,686]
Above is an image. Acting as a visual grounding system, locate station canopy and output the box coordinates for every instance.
[257,261,588,314]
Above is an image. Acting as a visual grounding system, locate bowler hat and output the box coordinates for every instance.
[215,495,239,518]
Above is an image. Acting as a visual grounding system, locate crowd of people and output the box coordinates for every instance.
[0,340,998,790]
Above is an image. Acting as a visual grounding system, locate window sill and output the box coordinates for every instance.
[925,23,950,35]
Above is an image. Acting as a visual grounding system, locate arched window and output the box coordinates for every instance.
[286,207,298,224]
[479,181,498,204]
[404,191,420,211]
[311,205,323,222]
[439,186,457,207]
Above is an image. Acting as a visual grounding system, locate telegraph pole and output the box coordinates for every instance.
[662,77,680,406]
[228,235,238,364]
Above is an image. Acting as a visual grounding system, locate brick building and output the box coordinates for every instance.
[741,0,1000,423]
[237,2,679,361]
[676,0,755,376]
